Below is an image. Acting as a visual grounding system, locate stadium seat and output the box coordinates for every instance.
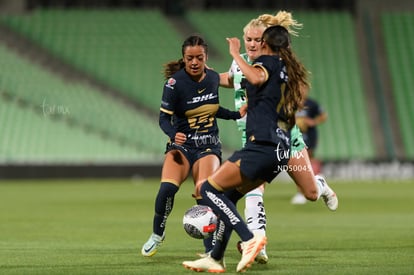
[381,13,414,159]
[1,9,388,161]
[0,43,165,163]
[1,9,183,112]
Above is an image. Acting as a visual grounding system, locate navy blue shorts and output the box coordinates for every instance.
[228,140,290,183]
[165,142,222,167]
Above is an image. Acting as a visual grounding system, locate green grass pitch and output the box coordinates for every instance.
[0,178,413,274]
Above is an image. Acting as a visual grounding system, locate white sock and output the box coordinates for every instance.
[315,175,326,199]
[244,188,266,236]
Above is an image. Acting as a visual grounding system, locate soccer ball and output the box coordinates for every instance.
[183,205,217,239]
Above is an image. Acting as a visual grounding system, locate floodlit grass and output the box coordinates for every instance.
[0,178,413,274]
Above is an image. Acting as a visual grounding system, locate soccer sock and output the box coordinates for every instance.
[200,180,253,242]
[197,189,244,259]
[210,220,232,260]
[153,182,179,236]
[315,175,325,199]
[197,198,215,253]
[210,189,243,260]
[224,189,245,203]
[244,188,266,236]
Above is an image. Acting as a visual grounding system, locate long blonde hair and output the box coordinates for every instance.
[243,10,302,37]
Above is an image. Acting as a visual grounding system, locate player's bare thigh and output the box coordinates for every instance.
[209,161,263,193]
[161,149,190,186]
[288,148,318,200]
[192,154,221,197]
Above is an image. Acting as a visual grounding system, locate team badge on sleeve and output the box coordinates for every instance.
[166,78,176,89]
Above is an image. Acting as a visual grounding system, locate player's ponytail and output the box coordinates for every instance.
[279,47,309,127]
[263,25,309,127]
[163,59,185,80]
[244,10,302,37]
[270,10,302,36]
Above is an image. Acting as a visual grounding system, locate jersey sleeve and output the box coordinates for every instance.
[160,77,177,115]
[216,106,242,120]
[306,99,324,118]
[252,56,271,83]
[228,59,237,78]
[252,55,283,84]
[315,102,325,116]
[159,111,176,140]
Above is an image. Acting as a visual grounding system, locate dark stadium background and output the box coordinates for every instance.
[0,0,413,180]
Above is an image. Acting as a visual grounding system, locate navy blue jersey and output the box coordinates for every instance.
[160,68,239,148]
[296,98,324,149]
[245,55,289,145]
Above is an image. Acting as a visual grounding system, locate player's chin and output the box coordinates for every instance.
[248,51,258,59]
[189,70,202,78]
[192,66,201,72]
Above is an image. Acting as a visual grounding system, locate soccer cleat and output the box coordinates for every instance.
[291,192,307,205]
[196,251,210,258]
[141,233,165,257]
[236,233,267,272]
[237,240,268,264]
[255,248,269,264]
[183,255,226,273]
[236,240,243,254]
[317,175,338,211]
[197,251,226,269]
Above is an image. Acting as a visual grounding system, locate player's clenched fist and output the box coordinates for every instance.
[226,37,241,58]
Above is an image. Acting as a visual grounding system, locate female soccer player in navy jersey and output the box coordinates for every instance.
[215,11,337,265]
[141,35,246,257]
[217,11,303,263]
[183,26,338,273]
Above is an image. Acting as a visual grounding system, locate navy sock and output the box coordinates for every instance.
[196,198,215,252]
[210,220,232,260]
[200,181,253,242]
[153,182,179,236]
[224,189,244,204]
[196,198,204,205]
[209,189,244,259]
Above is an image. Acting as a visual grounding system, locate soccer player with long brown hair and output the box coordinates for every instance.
[141,35,245,257]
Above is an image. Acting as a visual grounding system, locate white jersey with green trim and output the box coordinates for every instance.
[228,53,251,132]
